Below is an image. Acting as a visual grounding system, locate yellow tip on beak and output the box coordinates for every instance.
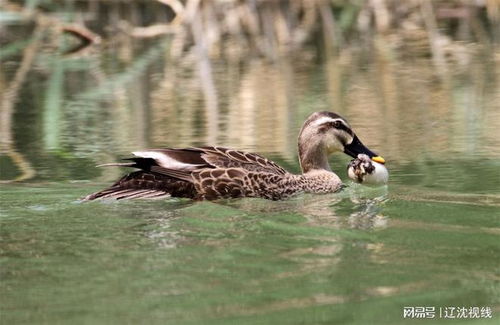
[372,156,385,164]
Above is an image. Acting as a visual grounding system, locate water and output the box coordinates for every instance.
[1,34,500,324]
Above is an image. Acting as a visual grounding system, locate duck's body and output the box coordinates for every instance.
[83,112,385,201]
[83,147,341,201]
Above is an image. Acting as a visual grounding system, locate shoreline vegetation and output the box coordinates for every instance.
[1,0,499,183]
[2,1,498,61]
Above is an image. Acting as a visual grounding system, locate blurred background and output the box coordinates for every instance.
[1,0,499,189]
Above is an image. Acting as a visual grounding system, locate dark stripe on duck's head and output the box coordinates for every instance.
[317,120,354,136]
[301,111,345,129]
[302,111,352,131]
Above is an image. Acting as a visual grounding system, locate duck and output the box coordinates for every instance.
[82,111,386,201]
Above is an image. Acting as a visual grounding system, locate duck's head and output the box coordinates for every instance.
[298,111,385,173]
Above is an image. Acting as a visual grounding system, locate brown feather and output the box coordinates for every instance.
[82,171,196,201]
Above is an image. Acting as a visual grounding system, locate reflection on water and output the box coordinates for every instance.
[2,36,500,188]
[1,14,500,325]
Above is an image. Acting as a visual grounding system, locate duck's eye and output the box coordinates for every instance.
[331,121,341,128]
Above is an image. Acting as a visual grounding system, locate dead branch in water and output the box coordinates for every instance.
[0,26,43,182]
[61,24,101,55]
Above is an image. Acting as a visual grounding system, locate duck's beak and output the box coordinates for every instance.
[343,135,385,164]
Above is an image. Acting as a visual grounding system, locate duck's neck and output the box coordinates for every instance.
[298,142,331,173]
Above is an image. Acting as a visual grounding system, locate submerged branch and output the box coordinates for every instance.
[0,26,43,182]
[420,0,448,76]
[61,24,101,55]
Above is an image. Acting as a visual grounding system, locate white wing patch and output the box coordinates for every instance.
[132,151,203,170]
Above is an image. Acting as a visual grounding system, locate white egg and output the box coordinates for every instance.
[347,157,389,185]
[362,161,389,185]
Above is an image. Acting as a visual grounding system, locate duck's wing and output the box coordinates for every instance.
[146,166,297,200]
[130,146,288,175]
[82,171,196,201]
[83,146,288,201]
[199,146,287,174]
